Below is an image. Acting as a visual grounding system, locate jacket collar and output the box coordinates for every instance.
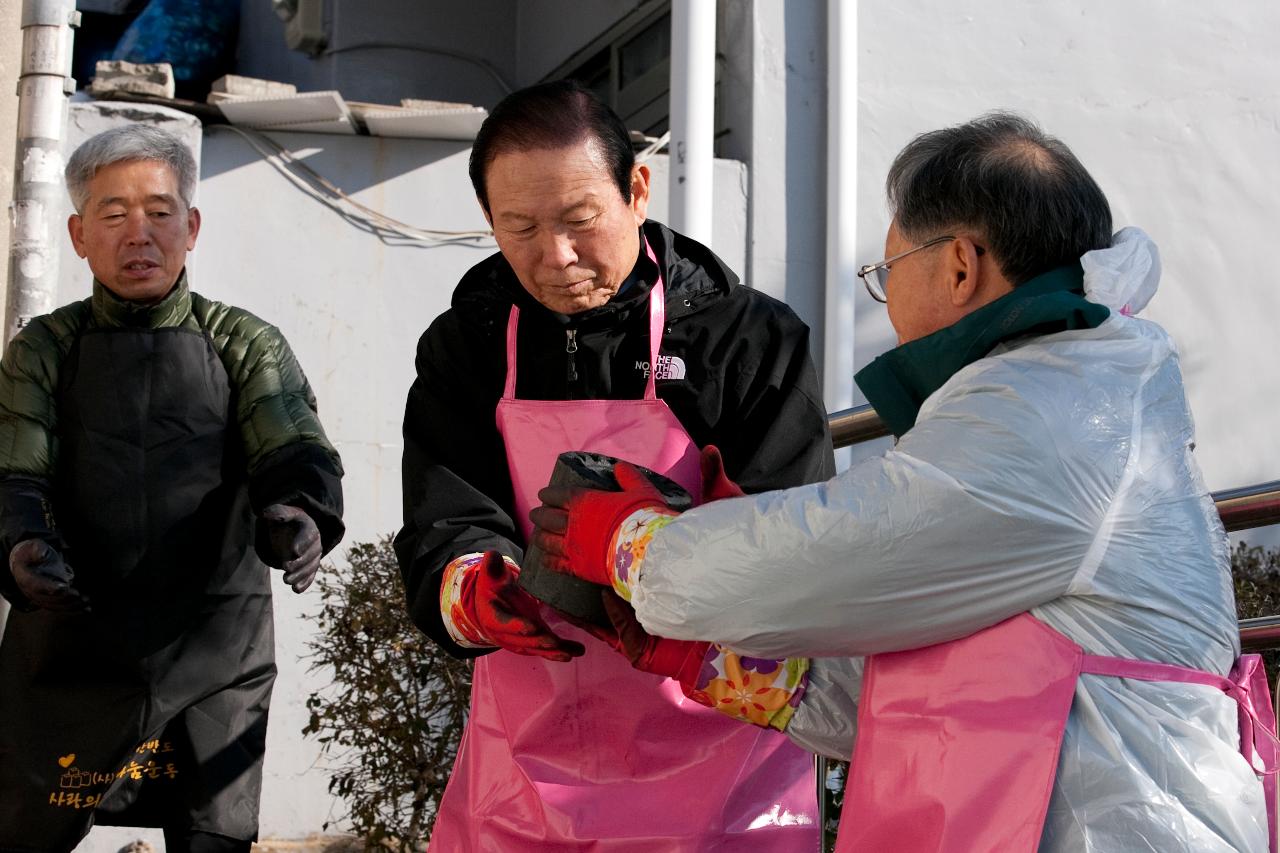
[91,270,193,329]
[854,263,1110,438]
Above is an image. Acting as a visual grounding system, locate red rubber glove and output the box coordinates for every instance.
[699,445,745,502]
[600,591,710,692]
[529,462,670,587]
[460,551,585,662]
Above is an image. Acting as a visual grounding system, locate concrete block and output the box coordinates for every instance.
[400,98,477,111]
[210,75,297,99]
[87,61,175,101]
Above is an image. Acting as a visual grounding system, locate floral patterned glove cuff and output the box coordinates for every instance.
[608,506,679,602]
[439,552,513,649]
[686,646,810,732]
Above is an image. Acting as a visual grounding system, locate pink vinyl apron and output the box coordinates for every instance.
[838,612,1279,852]
[427,241,820,851]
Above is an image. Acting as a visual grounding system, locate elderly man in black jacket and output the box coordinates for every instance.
[396,81,833,852]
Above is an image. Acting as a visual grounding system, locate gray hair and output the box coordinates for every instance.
[886,112,1112,286]
[65,124,197,214]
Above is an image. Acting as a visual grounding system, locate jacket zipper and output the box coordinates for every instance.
[565,328,579,385]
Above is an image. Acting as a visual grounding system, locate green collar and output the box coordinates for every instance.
[91,270,193,329]
[854,263,1109,438]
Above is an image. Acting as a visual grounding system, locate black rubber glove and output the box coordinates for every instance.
[9,539,91,612]
[257,504,322,593]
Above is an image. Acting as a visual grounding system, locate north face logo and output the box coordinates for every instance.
[656,355,686,380]
[636,355,687,381]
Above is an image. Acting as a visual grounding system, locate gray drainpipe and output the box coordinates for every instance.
[1,0,79,640]
[7,0,79,344]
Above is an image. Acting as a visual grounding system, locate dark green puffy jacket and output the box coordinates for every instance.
[0,273,344,605]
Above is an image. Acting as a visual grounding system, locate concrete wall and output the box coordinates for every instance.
[717,0,829,364]
[850,1,1280,543]
[69,126,744,849]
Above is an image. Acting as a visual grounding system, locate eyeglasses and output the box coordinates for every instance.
[857,236,984,303]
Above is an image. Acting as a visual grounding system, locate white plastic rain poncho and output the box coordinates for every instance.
[629,229,1269,852]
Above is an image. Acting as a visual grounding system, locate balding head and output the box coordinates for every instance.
[886,112,1112,285]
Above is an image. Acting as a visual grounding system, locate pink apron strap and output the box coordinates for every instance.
[503,305,520,399]
[643,237,664,401]
[1083,651,1279,853]
[1082,652,1280,772]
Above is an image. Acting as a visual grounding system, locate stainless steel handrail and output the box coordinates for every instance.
[1216,481,1280,533]
[826,405,1280,648]
[1240,616,1280,654]
[828,404,890,448]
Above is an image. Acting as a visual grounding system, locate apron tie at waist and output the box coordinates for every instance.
[1082,651,1280,777]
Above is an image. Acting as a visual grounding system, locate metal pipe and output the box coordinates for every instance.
[668,0,715,245]
[8,0,79,344]
[1,0,78,640]
[1215,481,1280,533]
[823,0,857,464]
[1240,615,1280,654]
[828,403,889,447]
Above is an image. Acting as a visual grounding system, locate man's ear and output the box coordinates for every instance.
[946,236,985,308]
[68,214,87,259]
[186,207,202,251]
[630,163,651,225]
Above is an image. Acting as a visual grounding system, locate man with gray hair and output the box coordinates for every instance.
[535,113,1272,851]
[0,124,345,852]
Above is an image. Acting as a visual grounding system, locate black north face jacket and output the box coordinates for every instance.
[396,220,835,657]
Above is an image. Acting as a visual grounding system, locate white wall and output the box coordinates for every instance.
[717,0,829,352]
[849,1,1280,545]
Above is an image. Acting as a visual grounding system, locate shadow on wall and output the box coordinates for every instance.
[199,131,474,196]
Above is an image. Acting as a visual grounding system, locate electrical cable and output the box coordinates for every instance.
[208,124,495,249]
[323,42,514,95]
[635,130,671,162]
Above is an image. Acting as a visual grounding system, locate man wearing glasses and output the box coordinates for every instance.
[534,113,1270,851]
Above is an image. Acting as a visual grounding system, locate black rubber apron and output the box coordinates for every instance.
[0,327,275,851]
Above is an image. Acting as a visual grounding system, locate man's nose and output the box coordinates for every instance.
[122,212,152,245]
[541,230,578,269]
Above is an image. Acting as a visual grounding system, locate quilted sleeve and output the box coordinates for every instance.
[198,297,345,553]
